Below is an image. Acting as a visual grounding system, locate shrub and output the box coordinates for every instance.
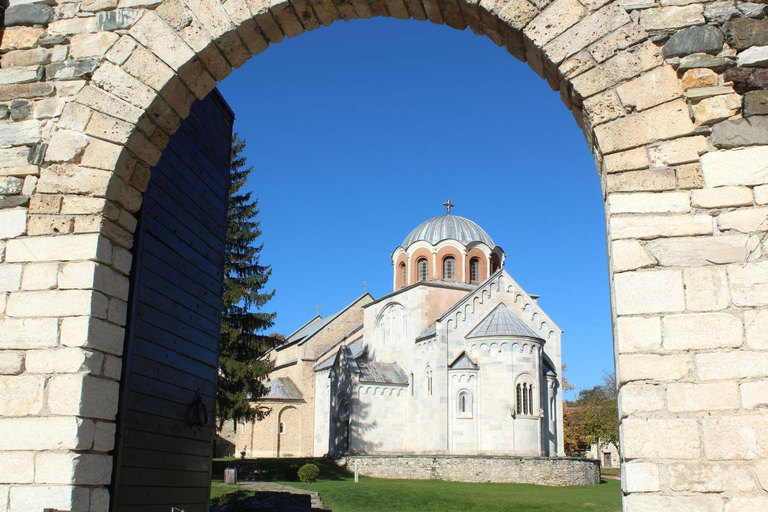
[297,463,320,483]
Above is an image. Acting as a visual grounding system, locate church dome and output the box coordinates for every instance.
[402,215,495,248]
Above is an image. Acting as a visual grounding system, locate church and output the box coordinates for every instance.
[232,202,565,459]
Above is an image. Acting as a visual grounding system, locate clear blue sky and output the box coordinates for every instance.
[217,18,613,398]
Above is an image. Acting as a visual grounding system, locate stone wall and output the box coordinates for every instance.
[339,455,601,486]
[1,0,767,508]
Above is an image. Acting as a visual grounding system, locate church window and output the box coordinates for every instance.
[410,373,414,396]
[516,384,522,415]
[279,421,286,434]
[443,256,455,280]
[470,258,480,282]
[426,367,433,396]
[516,381,535,416]
[418,258,428,281]
[457,390,472,418]
[400,263,407,288]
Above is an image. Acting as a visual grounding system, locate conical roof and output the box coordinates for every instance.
[466,303,542,340]
[402,215,495,248]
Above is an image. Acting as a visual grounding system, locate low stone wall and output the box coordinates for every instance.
[337,455,601,487]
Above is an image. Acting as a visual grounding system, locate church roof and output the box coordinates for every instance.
[449,351,478,370]
[279,293,372,349]
[262,377,303,400]
[357,361,409,385]
[416,323,436,340]
[402,215,495,248]
[466,303,542,340]
[314,336,364,372]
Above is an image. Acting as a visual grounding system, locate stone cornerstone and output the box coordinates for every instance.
[339,455,601,486]
[0,0,767,509]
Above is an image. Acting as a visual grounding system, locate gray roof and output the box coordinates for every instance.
[402,215,495,248]
[449,352,478,370]
[281,294,371,348]
[417,323,436,339]
[357,361,409,385]
[262,377,303,400]
[314,336,364,372]
[466,303,542,340]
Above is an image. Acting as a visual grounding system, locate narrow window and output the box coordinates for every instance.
[411,373,414,396]
[426,367,433,396]
[279,421,285,434]
[418,258,428,281]
[529,385,534,415]
[516,384,522,415]
[460,394,466,413]
[523,384,528,415]
[443,256,455,280]
[470,258,480,282]
[400,263,407,288]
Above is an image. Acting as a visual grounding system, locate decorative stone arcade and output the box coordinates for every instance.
[0,0,767,509]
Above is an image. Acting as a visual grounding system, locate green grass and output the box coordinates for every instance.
[601,467,621,477]
[211,458,622,511]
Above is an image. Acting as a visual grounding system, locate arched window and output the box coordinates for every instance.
[426,367,433,396]
[469,258,480,282]
[516,381,535,416]
[457,390,472,418]
[400,263,407,288]
[279,421,286,434]
[443,256,455,280]
[418,258,428,281]
[491,253,501,273]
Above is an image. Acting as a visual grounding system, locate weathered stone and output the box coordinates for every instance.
[718,207,768,233]
[602,147,649,173]
[622,462,660,493]
[543,4,630,64]
[729,261,768,306]
[7,290,108,319]
[646,234,752,266]
[677,163,703,188]
[705,1,740,24]
[0,27,43,51]
[0,196,29,209]
[692,186,753,208]
[745,91,768,116]
[0,177,23,195]
[606,169,678,192]
[685,267,730,311]
[617,66,683,112]
[702,147,768,187]
[698,349,768,379]
[737,2,766,18]
[741,381,768,409]
[0,105,8,120]
[573,41,662,99]
[0,209,27,239]
[614,269,685,315]
[82,0,119,11]
[608,191,690,214]
[612,239,657,272]
[668,462,757,492]
[640,5,704,31]
[97,9,141,30]
[727,18,768,50]
[681,68,718,89]
[663,312,743,350]
[619,383,665,414]
[45,58,100,81]
[9,100,31,121]
[678,52,731,72]
[703,415,768,459]
[711,116,768,148]
[724,67,768,93]
[0,352,24,376]
[686,85,737,101]
[45,131,90,163]
[47,17,99,36]
[0,48,52,68]
[746,310,768,349]
[25,348,103,375]
[739,45,768,67]
[3,4,54,27]
[662,25,724,57]
[610,213,712,240]
[616,316,662,353]
[595,100,695,154]
[693,93,741,125]
[622,417,700,458]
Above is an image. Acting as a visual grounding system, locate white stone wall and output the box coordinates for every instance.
[313,370,331,456]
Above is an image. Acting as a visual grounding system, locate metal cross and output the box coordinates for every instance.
[362,281,369,293]
[443,197,455,215]
[314,305,321,316]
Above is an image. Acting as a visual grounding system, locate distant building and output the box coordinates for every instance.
[586,441,620,468]
[232,202,565,458]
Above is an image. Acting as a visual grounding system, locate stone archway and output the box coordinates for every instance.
[1,0,767,509]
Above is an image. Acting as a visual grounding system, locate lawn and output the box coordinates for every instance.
[211,458,622,511]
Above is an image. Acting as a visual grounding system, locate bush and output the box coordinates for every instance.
[297,463,320,483]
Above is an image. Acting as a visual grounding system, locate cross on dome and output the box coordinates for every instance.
[443,197,455,215]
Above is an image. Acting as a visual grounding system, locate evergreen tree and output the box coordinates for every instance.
[216,133,278,429]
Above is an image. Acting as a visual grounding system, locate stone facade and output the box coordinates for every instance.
[340,455,600,486]
[0,0,766,508]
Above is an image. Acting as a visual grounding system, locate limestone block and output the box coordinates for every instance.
[668,461,757,492]
[727,18,768,50]
[663,312,742,351]
[36,164,112,196]
[583,90,624,126]
[588,22,646,63]
[129,11,197,71]
[718,207,768,233]
[614,269,685,315]
[602,146,651,173]
[108,298,127,326]
[681,68,718,89]
[0,27,43,51]
[0,176,23,195]
[616,316,662,353]
[35,453,113,485]
[0,119,40,145]
[25,348,103,374]
[648,135,707,166]
[543,4,629,64]
[92,62,156,111]
[21,262,58,290]
[5,233,112,263]
[677,163,704,190]
[696,350,768,380]
[0,264,22,292]
[616,66,683,112]
[0,417,95,451]
[684,267,730,311]
[725,498,768,512]
[611,239,657,272]
[523,0,585,47]
[745,310,768,349]
[493,0,539,31]
[701,147,768,187]
[756,460,768,492]
[48,374,119,420]
[662,24,724,57]
[741,381,768,409]
[0,452,33,484]
[83,0,119,11]
[693,94,741,125]
[1,48,52,68]
[618,353,693,383]
[646,234,754,266]
[738,46,768,67]
[595,100,695,154]
[7,289,108,319]
[112,246,133,275]
[606,169,678,193]
[0,375,44,416]
[60,316,125,355]
[622,417,700,459]
[621,461,660,493]
[0,66,42,86]
[70,32,119,59]
[608,191,690,214]
[640,5,704,30]
[0,318,58,348]
[705,1,740,24]
[610,213,712,240]
[692,186,753,208]
[45,130,90,163]
[703,415,768,459]
[711,116,768,149]
[572,41,662,99]
[668,381,740,413]
[618,383,665,414]
[0,352,24,375]
[0,209,26,240]
[48,17,99,35]
[9,485,90,512]
[744,91,768,117]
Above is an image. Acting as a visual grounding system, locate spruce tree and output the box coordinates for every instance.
[216,133,278,429]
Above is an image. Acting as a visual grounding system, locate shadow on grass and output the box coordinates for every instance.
[212,457,353,482]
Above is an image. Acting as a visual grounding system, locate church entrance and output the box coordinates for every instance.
[277,406,302,457]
